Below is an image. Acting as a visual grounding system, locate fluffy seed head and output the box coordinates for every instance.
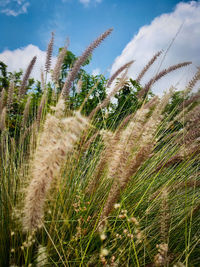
[136,50,163,83]
[62,28,113,98]
[138,62,192,98]
[19,56,37,99]
[45,32,54,74]
[23,106,88,231]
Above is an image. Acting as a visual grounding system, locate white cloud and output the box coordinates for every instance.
[92,68,101,76]
[0,44,56,81]
[0,0,30,16]
[111,1,200,95]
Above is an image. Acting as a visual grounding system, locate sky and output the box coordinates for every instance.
[0,0,200,95]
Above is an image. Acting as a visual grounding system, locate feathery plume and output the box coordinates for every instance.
[138,62,192,98]
[37,93,46,127]
[107,60,134,88]
[22,96,31,128]
[0,107,6,131]
[40,69,45,91]
[179,92,200,110]
[0,88,6,114]
[150,179,200,201]
[99,91,172,227]
[154,243,169,267]
[154,154,183,173]
[52,38,69,84]
[19,56,37,99]
[98,108,150,223]
[77,78,83,93]
[143,96,159,109]
[116,113,133,133]
[7,81,14,110]
[100,144,152,223]
[36,245,48,267]
[136,50,163,83]
[108,108,150,181]
[23,101,88,231]
[184,67,200,94]
[173,180,200,190]
[62,28,113,98]
[82,131,99,151]
[116,96,159,133]
[160,189,170,244]
[86,130,115,194]
[45,32,55,74]
[184,102,200,125]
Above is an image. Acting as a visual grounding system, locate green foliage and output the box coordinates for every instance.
[0,61,9,90]
[164,91,184,117]
[70,73,107,120]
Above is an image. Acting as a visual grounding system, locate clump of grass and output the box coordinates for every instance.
[0,29,199,267]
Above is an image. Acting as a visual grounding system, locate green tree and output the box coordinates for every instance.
[107,79,144,129]
[0,61,9,90]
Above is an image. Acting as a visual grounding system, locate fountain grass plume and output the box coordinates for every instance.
[185,67,200,94]
[180,92,200,110]
[136,50,163,83]
[98,107,153,222]
[40,69,45,91]
[86,130,115,194]
[99,90,173,227]
[160,189,170,244]
[22,96,31,128]
[138,62,192,98]
[36,245,48,267]
[23,98,89,231]
[62,28,113,98]
[0,106,6,131]
[7,81,14,110]
[107,60,134,88]
[19,56,37,99]
[52,38,69,84]
[0,88,6,114]
[37,93,47,126]
[45,32,54,74]
[99,142,153,226]
[116,96,159,133]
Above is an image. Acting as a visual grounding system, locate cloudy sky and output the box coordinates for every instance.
[0,0,200,94]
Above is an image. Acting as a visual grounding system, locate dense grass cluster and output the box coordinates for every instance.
[0,29,200,266]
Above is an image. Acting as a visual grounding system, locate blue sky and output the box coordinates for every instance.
[1,0,200,94]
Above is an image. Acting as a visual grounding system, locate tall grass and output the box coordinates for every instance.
[0,29,199,267]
